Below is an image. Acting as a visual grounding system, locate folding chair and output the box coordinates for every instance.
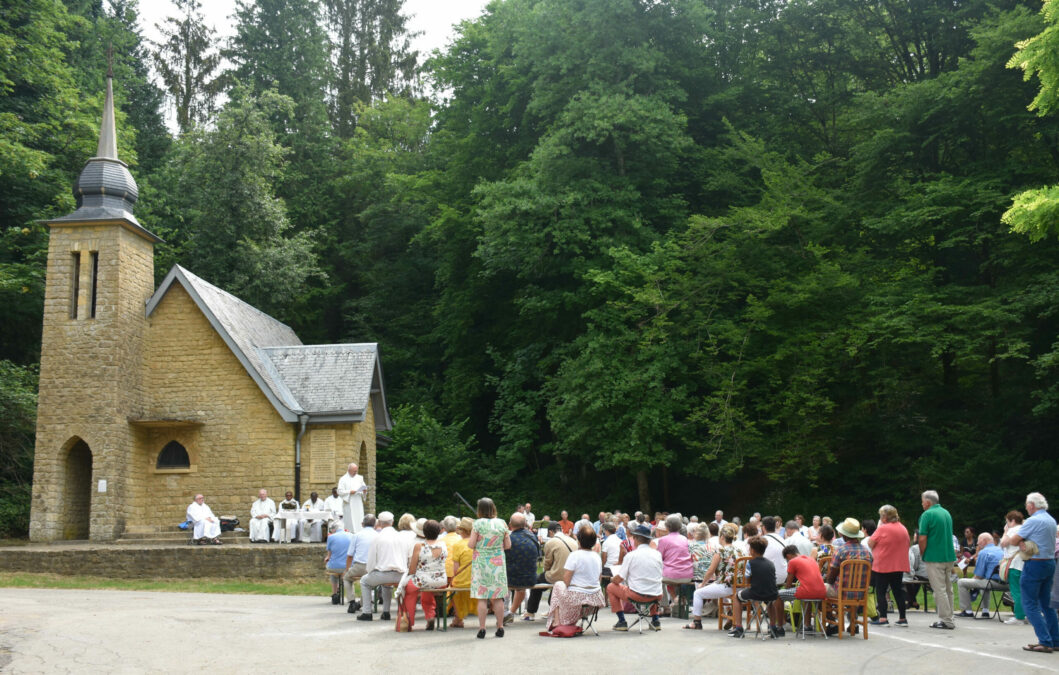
[799,599,827,640]
[823,559,871,640]
[579,603,600,636]
[973,564,1008,621]
[627,597,662,634]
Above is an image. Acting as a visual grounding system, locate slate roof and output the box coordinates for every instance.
[261,345,391,429]
[145,265,391,429]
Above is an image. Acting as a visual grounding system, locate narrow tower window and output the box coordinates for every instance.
[89,251,99,318]
[70,252,81,319]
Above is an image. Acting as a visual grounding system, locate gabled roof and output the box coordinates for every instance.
[145,265,391,429]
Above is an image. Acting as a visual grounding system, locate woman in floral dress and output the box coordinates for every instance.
[468,497,511,638]
[400,519,448,631]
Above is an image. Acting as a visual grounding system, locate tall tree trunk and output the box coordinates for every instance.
[637,469,651,514]
[662,465,671,511]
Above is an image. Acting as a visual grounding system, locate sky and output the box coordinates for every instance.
[138,0,490,64]
[135,0,490,127]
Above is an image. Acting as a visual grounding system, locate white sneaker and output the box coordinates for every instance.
[1003,617,1027,625]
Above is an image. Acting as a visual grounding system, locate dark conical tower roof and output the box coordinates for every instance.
[48,70,160,243]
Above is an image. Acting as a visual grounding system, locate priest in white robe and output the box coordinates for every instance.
[186,494,221,543]
[324,487,344,528]
[250,489,276,543]
[337,463,367,534]
[273,491,301,542]
[300,491,327,542]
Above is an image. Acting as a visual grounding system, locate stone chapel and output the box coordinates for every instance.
[28,74,391,542]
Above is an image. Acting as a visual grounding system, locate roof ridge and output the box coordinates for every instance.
[175,265,297,333]
[262,343,378,350]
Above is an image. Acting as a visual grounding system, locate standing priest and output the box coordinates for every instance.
[337,463,367,534]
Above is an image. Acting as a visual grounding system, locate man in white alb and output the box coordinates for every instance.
[250,489,276,543]
[274,491,300,542]
[324,487,344,527]
[186,494,222,544]
[337,463,367,534]
[301,491,328,542]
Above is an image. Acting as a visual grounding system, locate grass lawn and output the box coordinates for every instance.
[0,572,336,597]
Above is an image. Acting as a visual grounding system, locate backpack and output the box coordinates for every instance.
[539,625,583,638]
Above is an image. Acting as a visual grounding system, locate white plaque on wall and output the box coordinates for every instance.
[97,479,107,493]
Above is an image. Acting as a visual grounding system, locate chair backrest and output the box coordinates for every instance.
[733,556,752,590]
[837,558,871,601]
[817,555,832,578]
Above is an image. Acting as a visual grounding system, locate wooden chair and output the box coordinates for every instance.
[816,555,832,579]
[718,556,751,630]
[823,558,871,640]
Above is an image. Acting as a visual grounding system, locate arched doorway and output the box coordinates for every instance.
[358,441,368,478]
[62,438,92,540]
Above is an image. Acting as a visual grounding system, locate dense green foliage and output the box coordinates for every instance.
[4,0,1059,536]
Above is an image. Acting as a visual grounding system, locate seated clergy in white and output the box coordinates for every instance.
[250,489,277,543]
[274,491,301,542]
[324,487,344,528]
[301,491,327,542]
[186,494,222,544]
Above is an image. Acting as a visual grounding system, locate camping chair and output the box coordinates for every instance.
[627,596,662,634]
[579,603,600,636]
[823,558,871,640]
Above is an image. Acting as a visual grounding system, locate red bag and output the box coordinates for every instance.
[539,625,583,638]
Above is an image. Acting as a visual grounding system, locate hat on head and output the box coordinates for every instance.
[412,517,426,537]
[836,517,864,540]
[457,517,474,534]
[630,524,653,541]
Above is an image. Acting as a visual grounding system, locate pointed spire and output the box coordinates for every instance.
[96,46,118,160]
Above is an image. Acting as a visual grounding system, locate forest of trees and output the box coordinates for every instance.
[3,0,1059,536]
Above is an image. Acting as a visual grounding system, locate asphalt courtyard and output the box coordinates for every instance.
[0,588,1057,674]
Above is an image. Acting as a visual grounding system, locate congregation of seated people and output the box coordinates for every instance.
[310,491,1059,649]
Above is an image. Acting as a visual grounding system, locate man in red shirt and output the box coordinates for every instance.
[778,545,826,637]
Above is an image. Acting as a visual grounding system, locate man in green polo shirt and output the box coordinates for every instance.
[918,490,957,629]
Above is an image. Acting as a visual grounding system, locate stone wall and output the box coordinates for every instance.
[0,545,324,581]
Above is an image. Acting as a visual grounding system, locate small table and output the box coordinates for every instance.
[273,511,333,543]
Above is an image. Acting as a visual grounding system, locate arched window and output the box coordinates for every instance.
[156,441,190,469]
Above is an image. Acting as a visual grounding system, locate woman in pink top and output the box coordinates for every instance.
[867,504,911,626]
[655,514,694,614]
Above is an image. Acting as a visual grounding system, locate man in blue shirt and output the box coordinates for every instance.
[956,533,1004,618]
[1002,492,1058,652]
[343,514,378,612]
[325,521,353,605]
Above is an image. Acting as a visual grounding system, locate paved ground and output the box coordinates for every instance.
[0,588,1056,674]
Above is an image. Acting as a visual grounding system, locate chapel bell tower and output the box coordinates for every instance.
[29,68,160,541]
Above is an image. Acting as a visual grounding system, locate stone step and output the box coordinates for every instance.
[113,535,250,545]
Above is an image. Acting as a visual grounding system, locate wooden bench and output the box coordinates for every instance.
[411,586,470,632]
[904,579,933,612]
